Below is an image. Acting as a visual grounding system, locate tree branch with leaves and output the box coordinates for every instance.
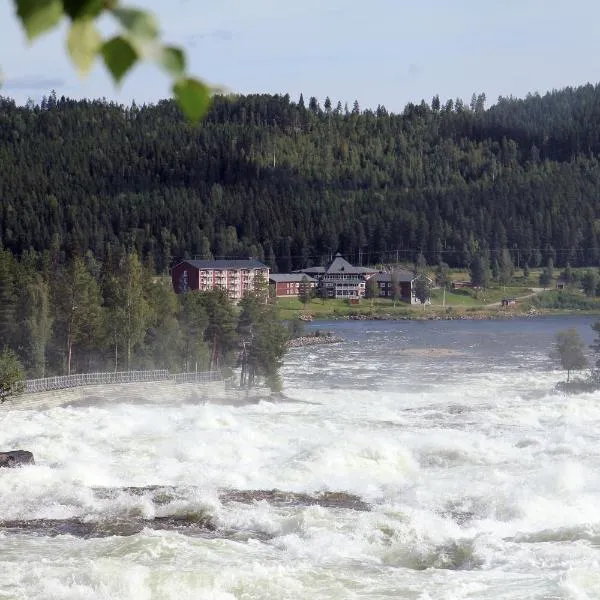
[9,0,211,121]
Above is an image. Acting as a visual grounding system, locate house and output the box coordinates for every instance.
[373,270,432,304]
[295,253,378,299]
[269,274,316,298]
[171,258,269,300]
[501,297,518,306]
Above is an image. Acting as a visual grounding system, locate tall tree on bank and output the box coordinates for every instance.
[201,288,238,371]
[19,276,53,377]
[179,291,209,372]
[498,248,514,289]
[391,270,402,307]
[0,250,17,350]
[589,321,600,379]
[237,291,288,391]
[143,279,183,371]
[0,347,25,403]
[553,328,588,383]
[435,261,451,290]
[470,251,492,289]
[413,254,431,306]
[298,276,312,307]
[53,257,102,375]
[115,251,150,370]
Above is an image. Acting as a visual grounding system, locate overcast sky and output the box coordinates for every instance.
[2,0,600,111]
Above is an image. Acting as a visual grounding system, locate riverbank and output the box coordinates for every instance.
[286,334,344,348]
[0,381,289,412]
[277,287,600,322]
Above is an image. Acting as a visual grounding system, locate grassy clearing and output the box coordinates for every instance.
[275,283,600,321]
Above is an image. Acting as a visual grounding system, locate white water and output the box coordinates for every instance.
[2,317,600,599]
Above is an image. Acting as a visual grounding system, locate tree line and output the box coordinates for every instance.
[0,248,287,391]
[2,84,600,276]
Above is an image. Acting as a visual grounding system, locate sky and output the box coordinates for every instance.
[2,0,600,112]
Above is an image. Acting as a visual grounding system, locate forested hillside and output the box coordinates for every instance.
[2,84,600,273]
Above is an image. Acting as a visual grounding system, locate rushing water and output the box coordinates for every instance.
[2,316,600,599]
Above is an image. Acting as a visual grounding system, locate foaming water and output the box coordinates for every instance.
[2,316,600,599]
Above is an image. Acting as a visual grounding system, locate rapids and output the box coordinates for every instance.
[1,316,600,599]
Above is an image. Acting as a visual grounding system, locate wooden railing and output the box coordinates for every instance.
[25,370,222,394]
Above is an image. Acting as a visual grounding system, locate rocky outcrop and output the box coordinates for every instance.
[0,450,35,468]
[286,334,344,348]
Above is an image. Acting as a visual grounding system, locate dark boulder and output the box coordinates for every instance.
[0,450,35,468]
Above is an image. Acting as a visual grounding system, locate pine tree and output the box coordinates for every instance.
[179,291,209,372]
[53,257,102,375]
[0,347,25,403]
[0,250,17,349]
[115,251,150,370]
[20,277,53,377]
[499,248,514,288]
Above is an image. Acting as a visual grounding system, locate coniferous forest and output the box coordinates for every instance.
[2,85,600,272]
[2,84,600,378]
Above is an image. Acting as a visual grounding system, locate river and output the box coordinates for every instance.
[1,316,600,599]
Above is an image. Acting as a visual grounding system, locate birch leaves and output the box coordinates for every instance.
[12,0,211,121]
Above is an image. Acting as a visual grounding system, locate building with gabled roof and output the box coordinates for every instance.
[171,258,269,300]
[295,253,378,299]
[269,273,317,297]
[372,269,428,304]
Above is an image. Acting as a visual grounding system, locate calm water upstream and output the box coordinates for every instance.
[1,316,600,599]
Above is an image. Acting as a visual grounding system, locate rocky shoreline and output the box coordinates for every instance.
[286,334,344,348]
[338,310,541,321]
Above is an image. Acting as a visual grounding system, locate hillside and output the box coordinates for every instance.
[2,85,600,272]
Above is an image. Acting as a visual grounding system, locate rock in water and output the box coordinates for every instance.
[0,451,35,468]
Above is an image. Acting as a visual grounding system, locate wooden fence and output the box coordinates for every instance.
[25,370,222,394]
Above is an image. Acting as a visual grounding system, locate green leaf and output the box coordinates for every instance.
[159,46,186,77]
[15,0,64,41]
[67,18,101,76]
[101,36,138,84]
[173,77,211,122]
[62,0,103,20]
[112,8,159,40]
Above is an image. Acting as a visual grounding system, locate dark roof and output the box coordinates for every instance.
[374,269,416,283]
[269,274,315,283]
[294,266,326,274]
[177,259,268,270]
[325,253,377,275]
[294,254,377,276]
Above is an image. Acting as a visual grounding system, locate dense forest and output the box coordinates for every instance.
[2,84,600,379]
[2,84,600,274]
[0,248,286,384]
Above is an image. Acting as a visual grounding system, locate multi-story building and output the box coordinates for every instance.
[171,259,269,301]
[295,253,378,299]
[372,270,431,304]
[269,274,317,297]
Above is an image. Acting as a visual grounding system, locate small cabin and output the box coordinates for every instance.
[501,297,517,306]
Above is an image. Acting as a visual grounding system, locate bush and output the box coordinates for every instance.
[556,377,600,394]
[0,347,25,403]
[533,291,600,310]
[452,288,474,298]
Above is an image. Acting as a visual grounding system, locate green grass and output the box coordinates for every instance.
[532,290,600,310]
[275,277,600,321]
[430,286,534,307]
[276,296,416,320]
